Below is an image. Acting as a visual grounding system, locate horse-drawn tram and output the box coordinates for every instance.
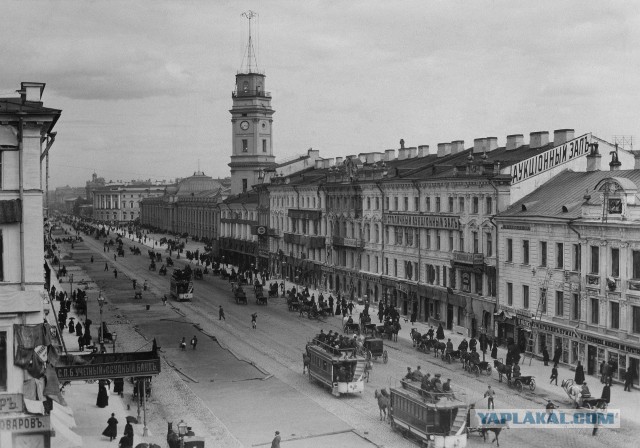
[390,380,468,448]
[306,340,367,397]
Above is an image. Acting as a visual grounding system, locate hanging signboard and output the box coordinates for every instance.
[0,394,23,414]
[55,349,161,381]
[0,414,50,433]
[510,134,591,184]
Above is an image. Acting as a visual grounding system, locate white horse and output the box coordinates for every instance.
[374,389,390,421]
[561,379,582,407]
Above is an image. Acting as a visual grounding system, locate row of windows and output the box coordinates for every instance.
[504,283,640,333]
[506,240,640,278]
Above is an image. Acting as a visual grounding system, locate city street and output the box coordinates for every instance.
[55,225,639,448]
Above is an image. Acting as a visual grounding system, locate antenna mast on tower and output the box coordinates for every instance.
[240,10,259,73]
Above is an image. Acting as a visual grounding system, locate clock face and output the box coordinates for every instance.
[240,121,250,131]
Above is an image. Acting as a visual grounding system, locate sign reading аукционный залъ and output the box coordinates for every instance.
[470,409,620,429]
[510,134,591,184]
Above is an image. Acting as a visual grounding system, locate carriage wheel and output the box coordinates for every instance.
[515,380,523,392]
[383,350,389,364]
[485,365,492,375]
[529,379,536,391]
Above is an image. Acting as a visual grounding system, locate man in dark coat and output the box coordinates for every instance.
[574,361,585,385]
[542,347,550,366]
[102,413,118,441]
[624,368,634,392]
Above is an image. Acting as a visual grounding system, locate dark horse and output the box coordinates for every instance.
[482,427,504,447]
[493,359,512,383]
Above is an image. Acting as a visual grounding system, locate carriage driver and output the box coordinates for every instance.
[581,382,591,398]
[446,339,454,355]
[458,338,468,352]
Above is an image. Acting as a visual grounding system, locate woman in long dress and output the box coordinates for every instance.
[96,380,109,408]
[101,413,118,441]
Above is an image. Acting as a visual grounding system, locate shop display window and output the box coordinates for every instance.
[609,353,619,380]
[618,354,627,381]
[562,338,570,364]
[571,340,579,364]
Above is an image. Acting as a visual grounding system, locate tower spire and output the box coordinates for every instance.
[240,10,260,74]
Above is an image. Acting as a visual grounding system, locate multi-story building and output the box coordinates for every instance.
[496,150,640,385]
[0,82,61,448]
[92,182,166,223]
[139,172,228,247]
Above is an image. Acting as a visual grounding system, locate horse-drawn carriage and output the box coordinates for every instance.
[362,337,388,363]
[287,295,300,312]
[234,287,247,305]
[166,257,174,267]
[493,359,535,391]
[376,321,401,342]
[562,379,607,409]
[268,283,279,298]
[343,320,360,335]
[193,268,203,280]
[158,265,167,276]
[255,289,267,305]
[149,261,156,271]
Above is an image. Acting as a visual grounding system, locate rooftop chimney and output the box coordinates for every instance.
[315,159,324,169]
[385,149,396,161]
[473,138,486,154]
[418,145,429,157]
[450,140,465,154]
[398,148,408,160]
[407,147,417,158]
[20,82,45,103]
[485,137,498,152]
[335,157,344,165]
[437,143,451,158]
[530,131,549,149]
[506,134,524,151]
[323,158,334,169]
[553,129,575,146]
[610,144,622,171]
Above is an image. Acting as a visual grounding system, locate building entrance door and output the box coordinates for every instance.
[587,345,597,375]
[447,304,454,330]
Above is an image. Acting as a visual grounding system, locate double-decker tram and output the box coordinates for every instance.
[305,338,367,397]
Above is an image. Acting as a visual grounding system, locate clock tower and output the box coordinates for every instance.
[229,11,275,195]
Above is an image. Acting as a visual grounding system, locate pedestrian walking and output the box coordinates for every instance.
[96,380,109,408]
[271,430,281,448]
[104,262,109,271]
[550,363,558,385]
[114,268,118,278]
[410,310,417,325]
[347,301,354,316]
[219,306,225,321]
[624,368,634,391]
[114,254,117,261]
[102,413,118,441]
[78,335,85,351]
[574,361,585,385]
[91,255,94,263]
[601,384,611,404]
[436,323,445,341]
[143,280,148,291]
[180,337,186,350]
[251,312,257,329]
[484,385,495,409]
[600,360,606,383]
[542,346,550,366]
[191,336,198,350]
[162,295,167,306]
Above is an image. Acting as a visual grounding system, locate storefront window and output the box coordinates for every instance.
[597,347,606,372]
[633,306,640,334]
[618,354,627,382]
[571,340,580,364]
[475,273,483,295]
[561,338,569,364]
[591,298,599,324]
[609,353,619,380]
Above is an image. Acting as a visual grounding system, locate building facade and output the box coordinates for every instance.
[496,153,640,385]
[0,82,61,448]
[93,183,165,223]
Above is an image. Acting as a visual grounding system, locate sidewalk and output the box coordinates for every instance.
[47,249,163,447]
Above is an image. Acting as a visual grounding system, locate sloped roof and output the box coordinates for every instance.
[498,169,640,220]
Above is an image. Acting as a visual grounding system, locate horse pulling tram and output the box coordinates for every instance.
[389,380,468,447]
[306,340,367,397]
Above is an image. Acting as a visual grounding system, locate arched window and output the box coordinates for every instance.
[242,81,249,92]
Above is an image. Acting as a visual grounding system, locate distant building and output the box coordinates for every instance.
[85,172,105,201]
[0,82,61,448]
[92,182,165,223]
[140,172,228,245]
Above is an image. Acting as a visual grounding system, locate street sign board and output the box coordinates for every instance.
[0,394,24,414]
[56,358,161,381]
[0,414,50,433]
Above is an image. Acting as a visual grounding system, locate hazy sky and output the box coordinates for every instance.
[3,0,638,188]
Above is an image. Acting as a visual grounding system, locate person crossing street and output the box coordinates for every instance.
[251,313,257,329]
[219,306,225,321]
[191,336,198,350]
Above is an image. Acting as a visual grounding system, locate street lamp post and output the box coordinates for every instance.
[112,332,117,354]
[480,326,487,362]
[98,291,105,344]
[69,274,74,299]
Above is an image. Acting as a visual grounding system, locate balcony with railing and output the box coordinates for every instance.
[284,232,325,248]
